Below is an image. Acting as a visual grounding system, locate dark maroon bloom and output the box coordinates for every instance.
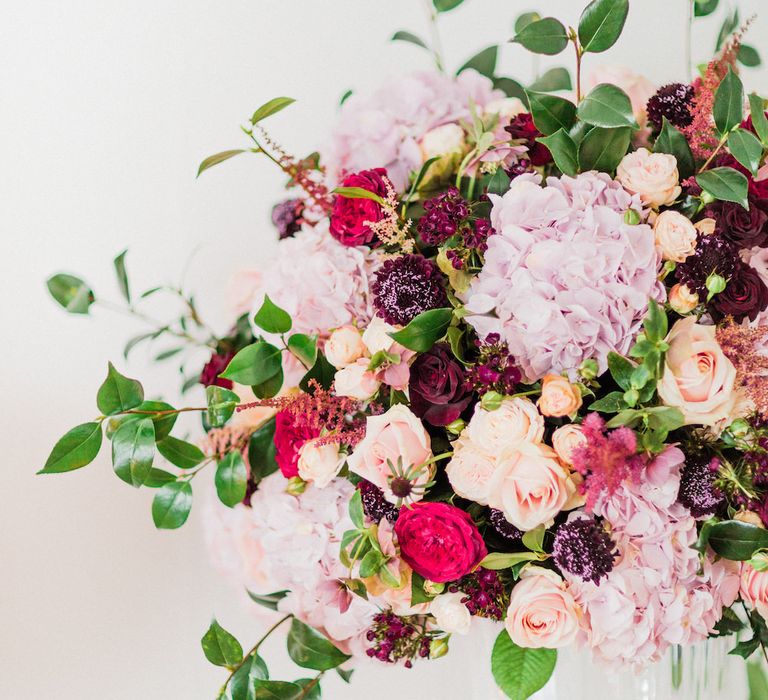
[676,233,740,299]
[464,218,495,252]
[710,263,768,323]
[329,168,389,246]
[271,198,303,239]
[408,343,472,426]
[200,351,235,389]
[449,568,507,621]
[365,611,433,665]
[705,197,768,248]
[465,334,521,396]
[417,187,469,246]
[505,113,551,166]
[273,409,320,479]
[553,518,616,585]
[677,453,725,518]
[646,83,695,131]
[359,480,399,523]
[371,254,448,326]
[488,508,522,541]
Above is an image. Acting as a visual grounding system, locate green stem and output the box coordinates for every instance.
[422,0,445,72]
[574,39,583,103]
[699,133,729,172]
[297,672,325,699]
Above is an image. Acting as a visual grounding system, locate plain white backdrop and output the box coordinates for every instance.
[2,1,767,698]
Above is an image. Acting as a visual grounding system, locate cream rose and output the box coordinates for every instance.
[668,283,699,314]
[362,315,399,355]
[445,434,497,505]
[505,567,580,649]
[551,424,586,466]
[420,123,465,161]
[616,148,681,208]
[741,561,768,620]
[487,442,570,531]
[537,375,583,417]
[483,97,527,121]
[334,359,381,400]
[431,592,472,635]
[324,325,366,368]
[657,317,738,427]
[466,398,544,452]
[653,210,697,262]
[297,440,345,488]
[347,404,432,503]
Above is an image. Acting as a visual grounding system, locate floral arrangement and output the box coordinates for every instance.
[41,0,768,697]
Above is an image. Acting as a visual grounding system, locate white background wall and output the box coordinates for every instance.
[2,1,766,698]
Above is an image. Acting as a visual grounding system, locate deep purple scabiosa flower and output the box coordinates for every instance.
[417,187,469,246]
[409,343,473,426]
[465,333,522,397]
[646,83,695,131]
[677,453,725,518]
[358,480,399,524]
[676,232,740,299]
[199,350,235,389]
[271,198,303,239]
[365,611,433,667]
[448,568,508,621]
[371,254,448,326]
[488,508,522,541]
[553,518,616,585]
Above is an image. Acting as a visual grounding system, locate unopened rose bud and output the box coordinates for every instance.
[423,580,445,597]
[578,359,599,381]
[623,208,641,225]
[705,273,726,301]
[429,637,450,659]
[445,419,466,436]
[727,418,751,440]
[481,391,504,412]
[286,476,307,495]
[668,283,699,314]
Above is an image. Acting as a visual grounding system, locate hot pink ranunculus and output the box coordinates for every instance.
[329,168,389,247]
[394,501,487,583]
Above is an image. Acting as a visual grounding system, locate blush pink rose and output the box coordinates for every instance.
[325,325,367,368]
[445,434,498,505]
[465,398,545,452]
[505,567,580,648]
[537,374,583,417]
[668,283,699,314]
[653,210,697,262]
[741,560,768,619]
[334,359,381,400]
[616,148,681,208]
[551,424,587,466]
[657,317,738,427]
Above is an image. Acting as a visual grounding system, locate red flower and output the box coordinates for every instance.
[408,343,472,427]
[394,502,487,583]
[329,168,389,246]
[273,409,320,478]
[505,113,551,167]
[200,351,235,389]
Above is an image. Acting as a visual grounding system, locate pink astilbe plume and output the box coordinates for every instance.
[571,413,644,511]
[716,320,768,417]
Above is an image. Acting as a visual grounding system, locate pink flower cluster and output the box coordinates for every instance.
[463,172,665,382]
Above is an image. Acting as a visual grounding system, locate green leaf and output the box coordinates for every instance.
[113,249,130,302]
[215,451,248,507]
[388,308,453,352]
[748,659,768,700]
[643,299,668,343]
[514,12,541,34]
[479,552,545,570]
[134,400,176,440]
[738,44,761,68]
[525,91,577,136]
[96,362,144,416]
[248,682,303,700]
[491,630,557,700]
[577,126,631,172]
[151,480,192,529]
[299,352,336,392]
[433,0,463,11]
[391,30,429,51]
[201,619,243,668]
[295,679,321,700]
[494,77,528,103]
[253,295,292,335]
[39,422,103,474]
[331,187,387,207]
[348,490,364,529]
[248,417,278,483]
[645,406,685,432]
[336,668,354,684]
[578,83,636,128]
[221,342,283,386]
[536,130,577,176]
[197,149,247,177]
[286,619,351,671]
[143,468,176,488]
[749,93,768,146]
[252,367,284,400]
[111,417,155,487]
[696,167,749,210]
[578,0,629,54]
[728,128,764,176]
[251,97,295,125]
[607,351,635,390]
[457,46,498,79]
[230,654,270,700]
[529,67,572,92]
[512,17,569,55]
[708,520,768,561]
[246,589,289,611]
[694,0,719,17]
[522,525,546,553]
[287,333,317,369]
[653,117,695,180]
[156,436,205,470]
[713,68,744,136]
[46,273,95,314]
[715,9,739,51]
[589,391,626,413]
[206,385,238,427]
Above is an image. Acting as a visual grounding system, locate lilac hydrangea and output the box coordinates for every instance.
[463,173,665,382]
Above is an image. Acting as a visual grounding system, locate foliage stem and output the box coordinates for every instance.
[297,672,325,699]
[699,134,728,172]
[422,0,445,72]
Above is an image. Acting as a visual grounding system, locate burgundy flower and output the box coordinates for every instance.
[329,168,388,246]
[408,343,472,426]
[646,83,695,131]
[271,198,303,239]
[200,351,235,389]
[394,502,487,583]
[273,409,320,479]
[710,263,768,323]
[505,113,551,166]
[705,196,768,248]
[417,187,469,246]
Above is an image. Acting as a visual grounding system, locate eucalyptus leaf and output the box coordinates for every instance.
[39,422,103,474]
[512,17,569,56]
[46,273,94,314]
[151,480,193,529]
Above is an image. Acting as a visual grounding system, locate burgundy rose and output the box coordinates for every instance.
[705,196,768,248]
[273,410,320,479]
[409,343,472,426]
[200,350,235,389]
[394,501,487,583]
[329,168,389,246]
[710,263,768,323]
[505,113,551,166]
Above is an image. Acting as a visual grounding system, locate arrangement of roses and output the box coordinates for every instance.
[41,0,768,698]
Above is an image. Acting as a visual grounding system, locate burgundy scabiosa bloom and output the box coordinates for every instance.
[646,83,695,131]
[488,508,522,541]
[371,254,448,326]
[417,187,469,246]
[200,350,235,389]
[677,453,725,518]
[553,518,617,585]
[676,232,740,299]
[271,198,303,239]
[358,480,399,524]
[408,343,472,427]
[505,113,550,166]
[329,168,389,246]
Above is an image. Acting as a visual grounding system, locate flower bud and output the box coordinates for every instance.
[668,283,699,314]
[705,273,726,301]
[286,476,307,495]
[429,637,450,659]
[623,208,641,225]
[423,580,446,596]
[445,419,466,436]
[578,359,599,381]
[481,391,504,411]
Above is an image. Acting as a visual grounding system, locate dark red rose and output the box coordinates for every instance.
[200,351,235,389]
[273,410,320,478]
[409,343,472,426]
[710,263,768,323]
[329,168,389,246]
[705,196,768,248]
[505,113,551,166]
[394,501,487,583]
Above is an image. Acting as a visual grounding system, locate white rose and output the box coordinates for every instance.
[297,440,345,488]
[653,210,697,262]
[445,435,497,505]
[334,359,380,400]
[324,325,366,368]
[362,315,398,355]
[483,97,527,121]
[419,123,466,160]
[466,398,544,452]
[430,592,472,635]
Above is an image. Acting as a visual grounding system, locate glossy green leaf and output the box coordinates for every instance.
[151,480,192,529]
[608,352,635,390]
[336,668,354,684]
[221,342,282,386]
[96,362,144,416]
[457,46,498,79]
[331,187,387,207]
[528,67,572,92]
[491,630,557,700]
[728,128,764,176]
[143,468,176,488]
[253,294,292,335]
[156,436,205,470]
[388,308,453,352]
[479,552,545,570]
[433,0,463,11]
[197,149,247,177]
[112,417,155,487]
[287,333,317,369]
[107,400,176,441]
[249,682,303,700]
[248,417,278,483]
[39,422,103,474]
[696,167,749,210]
[512,17,569,55]
[251,97,295,125]
[643,299,668,343]
[536,129,577,176]
[708,520,768,561]
[577,83,635,128]
[525,91,577,136]
[286,619,351,671]
[694,0,719,17]
[349,490,364,529]
[113,249,130,302]
[494,77,528,103]
[578,0,629,53]
[46,273,94,314]
[514,12,541,34]
[391,30,428,50]
[738,44,761,68]
[246,589,289,611]
[295,679,321,700]
[230,654,270,700]
[713,68,744,136]
[201,619,243,668]
[215,451,248,507]
[749,94,768,146]
[577,126,631,173]
[299,352,336,392]
[653,117,695,180]
[588,391,626,413]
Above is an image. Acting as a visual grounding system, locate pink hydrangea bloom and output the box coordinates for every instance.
[323,70,502,191]
[463,172,665,382]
